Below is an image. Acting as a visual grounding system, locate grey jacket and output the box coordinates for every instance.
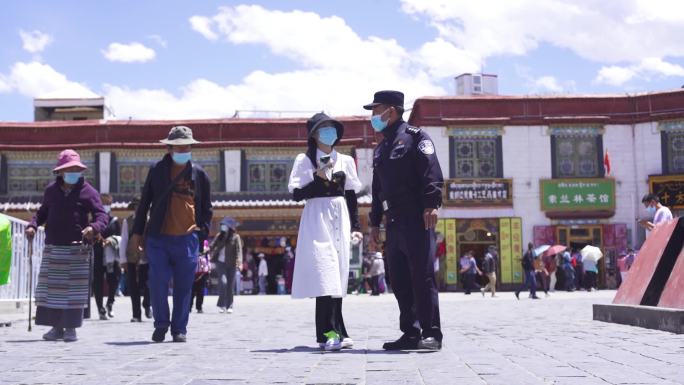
[210,232,243,267]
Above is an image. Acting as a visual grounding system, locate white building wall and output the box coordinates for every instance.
[504,126,552,245]
[223,150,241,192]
[422,126,450,179]
[355,148,374,194]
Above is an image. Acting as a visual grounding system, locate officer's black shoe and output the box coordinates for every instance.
[172,333,187,343]
[152,327,168,343]
[417,337,442,351]
[382,334,420,350]
[144,307,152,319]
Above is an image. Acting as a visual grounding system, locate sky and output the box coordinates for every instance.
[1,0,684,122]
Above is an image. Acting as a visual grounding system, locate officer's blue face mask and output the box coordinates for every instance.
[172,152,192,164]
[63,172,82,184]
[370,109,390,132]
[317,127,338,146]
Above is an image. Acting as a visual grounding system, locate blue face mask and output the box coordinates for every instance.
[63,172,82,184]
[647,206,656,214]
[317,127,338,146]
[370,109,389,132]
[172,152,192,164]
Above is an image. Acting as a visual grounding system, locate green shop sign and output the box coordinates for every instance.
[540,179,615,211]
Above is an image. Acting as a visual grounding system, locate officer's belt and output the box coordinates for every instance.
[382,196,420,212]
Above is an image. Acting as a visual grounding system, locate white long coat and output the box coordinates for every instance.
[288,149,362,299]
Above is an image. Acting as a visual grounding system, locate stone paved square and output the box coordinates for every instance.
[1,291,683,385]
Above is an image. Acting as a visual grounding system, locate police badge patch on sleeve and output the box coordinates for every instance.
[418,140,435,155]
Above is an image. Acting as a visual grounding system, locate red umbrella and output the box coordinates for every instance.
[542,245,567,257]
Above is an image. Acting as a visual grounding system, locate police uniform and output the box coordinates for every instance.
[365,90,444,350]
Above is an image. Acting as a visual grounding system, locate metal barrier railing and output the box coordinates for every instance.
[0,213,45,300]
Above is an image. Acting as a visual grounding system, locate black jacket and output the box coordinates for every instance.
[132,154,213,240]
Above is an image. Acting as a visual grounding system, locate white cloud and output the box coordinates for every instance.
[534,76,564,93]
[102,42,156,63]
[189,15,219,40]
[19,30,53,53]
[104,5,447,119]
[0,75,11,93]
[400,0,684,64]
[147,34,168,48]
[0,61,97,98]
[595,58,684,86]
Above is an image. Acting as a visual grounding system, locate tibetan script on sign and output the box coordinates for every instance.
[444,179,513,207]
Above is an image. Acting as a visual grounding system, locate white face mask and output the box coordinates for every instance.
[103,205,111,213]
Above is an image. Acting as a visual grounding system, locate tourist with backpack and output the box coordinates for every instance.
[515,243,540,300]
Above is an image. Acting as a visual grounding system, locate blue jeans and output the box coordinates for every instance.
[146,233,198,335]
[518,270,537,297]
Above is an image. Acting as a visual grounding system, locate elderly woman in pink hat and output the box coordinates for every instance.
[25,149,108,342]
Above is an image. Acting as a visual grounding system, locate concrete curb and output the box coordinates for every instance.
[593,303,684,334]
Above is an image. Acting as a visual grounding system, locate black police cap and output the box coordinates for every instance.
[363,90,404,110]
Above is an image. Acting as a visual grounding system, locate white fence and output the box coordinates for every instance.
[0,214,44,300]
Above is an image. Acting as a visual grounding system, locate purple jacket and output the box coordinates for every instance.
[29,177,108,246]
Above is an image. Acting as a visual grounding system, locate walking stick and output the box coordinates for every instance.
[27,239,33,332]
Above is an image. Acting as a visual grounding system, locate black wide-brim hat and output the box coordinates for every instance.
[306,112,344,145]
[363,90,404,110]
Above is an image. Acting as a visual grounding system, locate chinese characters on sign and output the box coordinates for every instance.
[444,179,513,207]
[649,175,684,209]
[540,179,615,211]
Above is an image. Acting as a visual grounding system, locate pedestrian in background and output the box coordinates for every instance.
[26,149,108,342]
[92,192,122,320]
[515,243,540,300]
[583,254,599,292]
[120,196,151,322]
[561,251,575,292]
[288,112,362,351]
[481,246,498,297]
[257,253,268,295]
[190,240,211,313]
[460,250,481,295]
[639,194,673,232]
[129,126,213,343]
[209,217,243,313]
[369,252,385,296]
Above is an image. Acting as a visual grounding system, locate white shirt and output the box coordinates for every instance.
[654,206,673,225]
[258,259,268,277]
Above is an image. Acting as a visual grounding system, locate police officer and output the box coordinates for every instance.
[365,90,444,351]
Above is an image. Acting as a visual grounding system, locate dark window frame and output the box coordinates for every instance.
[449,134,503,179]
[550,129,605,179]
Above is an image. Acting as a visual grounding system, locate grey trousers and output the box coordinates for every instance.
[215,261,236,309]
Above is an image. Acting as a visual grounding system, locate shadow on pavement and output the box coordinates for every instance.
[251,346,433,355]
[105,341,156,346]
[4,339,44,343]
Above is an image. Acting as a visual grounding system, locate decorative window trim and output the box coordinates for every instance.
[548,125,604,137]
[447,126,503,138]
[659,120,684,132]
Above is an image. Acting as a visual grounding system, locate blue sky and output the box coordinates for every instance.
[1,0,684,121]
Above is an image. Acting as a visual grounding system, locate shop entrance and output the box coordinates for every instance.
[556,225,605,287]
[459,228,498,287]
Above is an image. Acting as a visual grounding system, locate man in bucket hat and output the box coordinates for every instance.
[129,126,213,343]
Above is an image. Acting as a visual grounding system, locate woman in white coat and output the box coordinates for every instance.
[288,112,363,351]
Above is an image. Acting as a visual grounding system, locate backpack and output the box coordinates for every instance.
[196,253,210,278]
[522,250,534,270]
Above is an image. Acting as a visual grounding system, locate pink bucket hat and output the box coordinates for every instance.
[53,149,88,173]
